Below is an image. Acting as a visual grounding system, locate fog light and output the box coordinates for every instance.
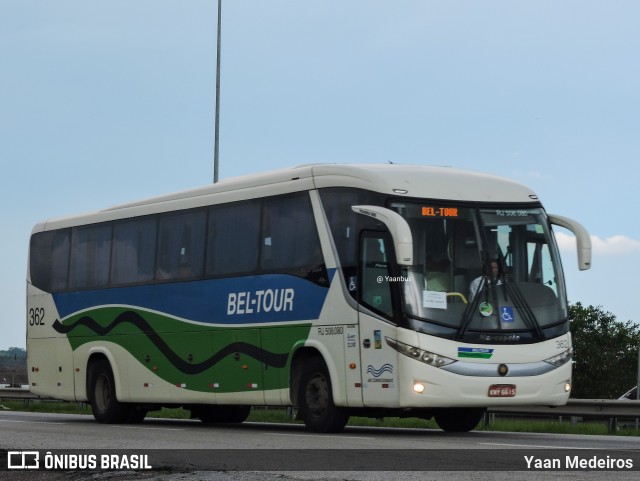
[564,382,571,393]
[413,382,425,394]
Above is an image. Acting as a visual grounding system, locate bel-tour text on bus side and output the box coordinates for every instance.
[227,288,295,315]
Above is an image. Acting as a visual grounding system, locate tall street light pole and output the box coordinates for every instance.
[213,0,222,183]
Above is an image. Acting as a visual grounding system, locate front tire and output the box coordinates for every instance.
[88,359,130,423]
[296,357,349,433]
[434,407,485,432]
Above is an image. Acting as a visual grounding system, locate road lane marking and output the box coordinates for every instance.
[270,432,375,440]
[2,420,66,425]
[108,425,184,431]
[479,442,590,449]
[2,419,183,431]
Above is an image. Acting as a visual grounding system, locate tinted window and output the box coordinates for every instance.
[69,224,112,289]
[261,194,323,272]
[360,233,394,318]
[31,192,330,292]
[206,201,261,276]
[320,188,384,296]
[156,210,206,281]
[111,217,157,285]
[319,188,383,266]
[29,229,70,292]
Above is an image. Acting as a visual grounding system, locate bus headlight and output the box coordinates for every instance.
[413,382,426,394]
[385,337,456,368]
[543,349,572,367]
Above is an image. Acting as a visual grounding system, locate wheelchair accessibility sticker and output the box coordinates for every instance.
[500,306,515,323]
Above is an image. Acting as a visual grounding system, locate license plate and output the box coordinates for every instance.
[488,384,516,397]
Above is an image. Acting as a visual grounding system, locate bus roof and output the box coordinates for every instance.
[310,164,537,202]
[34,164,539,232]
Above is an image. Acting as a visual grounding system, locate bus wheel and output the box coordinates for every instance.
[297,357,349,433]
[197,405,251,424]
[434,408,485,432]
[88,359,130,423]
[226,405,251,423]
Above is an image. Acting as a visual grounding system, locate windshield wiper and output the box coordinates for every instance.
[457,275,487,338]
[502,277,544,339]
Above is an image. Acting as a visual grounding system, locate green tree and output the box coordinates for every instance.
[569,303,640,399]
[0,347,26,361]
[0,347,27,385]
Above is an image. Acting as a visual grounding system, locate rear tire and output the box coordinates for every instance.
[88,359,130,423]
[434,408,485,432]
[296,357,349,433]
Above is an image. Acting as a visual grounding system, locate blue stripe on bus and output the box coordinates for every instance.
[53,270,336,325]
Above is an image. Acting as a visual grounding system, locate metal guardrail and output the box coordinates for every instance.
[487,399,640,433]
[488,399,640,417]
[0,387,39,400]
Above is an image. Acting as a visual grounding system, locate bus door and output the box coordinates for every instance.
[357,231,399,407]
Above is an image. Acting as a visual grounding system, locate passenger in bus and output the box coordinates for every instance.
[469,259,502,300]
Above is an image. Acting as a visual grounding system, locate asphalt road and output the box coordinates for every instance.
[1,411,639,481]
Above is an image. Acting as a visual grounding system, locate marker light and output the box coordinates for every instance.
[413,382,425,394]
[564,381,572,393]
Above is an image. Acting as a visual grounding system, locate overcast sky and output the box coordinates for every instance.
[1,1,639,349]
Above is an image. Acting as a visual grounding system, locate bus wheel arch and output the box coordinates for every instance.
[291,349,349,433]
[290,347,320,406]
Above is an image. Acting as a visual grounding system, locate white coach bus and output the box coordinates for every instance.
[27,164,591,432]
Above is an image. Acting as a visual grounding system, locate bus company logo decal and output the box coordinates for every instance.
[227,288,294,315]
[366,363,393,377]
[457,347,494,359]
[366,363,394,384]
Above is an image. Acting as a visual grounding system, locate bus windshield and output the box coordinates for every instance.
[389,201,568,338]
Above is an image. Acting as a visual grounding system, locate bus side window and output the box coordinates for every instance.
[69,224,112,289]
[29,229,70,292]
[206,201,261,276]
[111,217,156,285]
[156,210,206,281]
[261,193,326,282]
[360,233,394,318]
[319,187,385,297]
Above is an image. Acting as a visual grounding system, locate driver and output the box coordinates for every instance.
[469,259,502,300]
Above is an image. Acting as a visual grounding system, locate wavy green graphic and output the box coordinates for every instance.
[58,307,312,393]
